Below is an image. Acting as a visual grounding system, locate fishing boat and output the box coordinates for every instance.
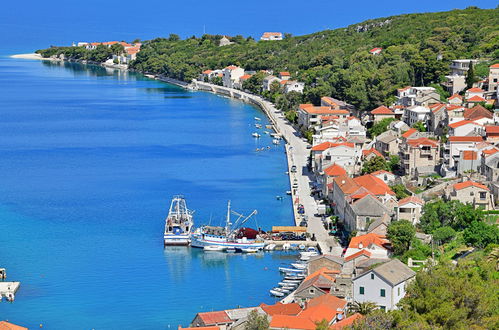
[190,201,265,251]
[291,263,307,270]
[204,246,224,252]
[241,247,260,253]
[269,289,284,297]
[163,195,194,246]
[279,267,305,274]
[264,243,276,251]
[284,274,305,280]
[252,133,261,138]
[254,117,261,121]
[299,247,319,257]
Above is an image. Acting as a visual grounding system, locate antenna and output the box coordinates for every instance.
[203,25,206,35]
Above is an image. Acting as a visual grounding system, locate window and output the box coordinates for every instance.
[309,289,315,294]
[371,273,374,280]
[398,287,401,296]
[380,306,386,311]
[380,289,386,297]
[359,286,364,295]
[479,192,486,200]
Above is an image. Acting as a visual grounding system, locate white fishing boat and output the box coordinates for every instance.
[283,279,302,284]
[279,282,298,287]
[190,201,265,251]
[241,247,260,253]
[254,117,261,121]
[284,274,305,280]
[255,123,262,129]
[163,195,194,246]
[264,131,270,134]
[272,139,280,145]
[274,287,291,293]
[299,247,319,257]
[279,267,305,274]
[291,263,307,270]
[269,289,284,297]
[252,132,261,138]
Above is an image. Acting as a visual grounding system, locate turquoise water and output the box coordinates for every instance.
[0,58,294,329]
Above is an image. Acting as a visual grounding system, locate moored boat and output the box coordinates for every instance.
[204,246,225,251]
[279,267,305,274]
[164,195,194,246]
[291,263,307,270]
[269,289,284,297]
[252,132,261,138]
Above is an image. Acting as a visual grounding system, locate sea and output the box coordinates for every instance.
[0,57,294,329]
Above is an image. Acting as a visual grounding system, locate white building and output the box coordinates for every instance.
[352,259,416,311]
[222,66,245,88]
[397,87,440,107]
[448,120,484,137]
[262,75,281,91]
[449,59,478,76]
[404,105,431,127]
[489,64,499,94]
[283,81,304,94]
[260,32,283,41]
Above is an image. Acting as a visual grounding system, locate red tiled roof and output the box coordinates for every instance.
[280,72,290,76]
[344,249,372,261]
[453,180,488,191]
[467,87,484,93]
[334,175,360,195]
[448,93,463,100]
[398,196,423,206]
[362,148,383,158]
[0,321,28,330]
[300,106,344,115]
[260,302,302,316]
[202,70,213,74]
[324,164,347,177]
[353,174,395,196]
[448,120,480,129]
[482,148,498,155]
[330,313,363,329]
[312,142,354,151]
[370,47,382,53]
[370,170,392,176]
[462,150,478,160]
[448,136,483,142]
[321,97,339,107]
[349,233,389,249]
[225,65,238,70]
[306,294,347,312]
[490,63,499,68]
[398,86,411,92]
[239,74,252,80]
[485,126,499,134]
[262,32,282,37]
[446,105,464,111]
[467,95,486,102]
[179,327,220,330]
[402,128,417,138]
[464,105,493,121]
[197,311,231,325]
[269,315,316,330]
[407,137,438,148]
[371,106,394,115]
[299,304,340,324]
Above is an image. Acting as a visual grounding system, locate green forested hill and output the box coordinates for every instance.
[39,7,498,110]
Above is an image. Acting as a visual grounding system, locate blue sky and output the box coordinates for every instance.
[1,0,497,53]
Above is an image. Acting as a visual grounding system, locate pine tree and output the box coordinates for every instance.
[466,61,475,89]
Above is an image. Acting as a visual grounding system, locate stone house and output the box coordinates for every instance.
[446,180,495,210]
[400,137,440,178]
[375,130,399,157]
[370,106,395,123]
[396,196,424,225]
[481,151,499,182]
[344,194,391,232]
[308,255,344,275]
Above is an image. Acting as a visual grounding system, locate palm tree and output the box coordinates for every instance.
[486,247,499,271]
[349,301,378,315]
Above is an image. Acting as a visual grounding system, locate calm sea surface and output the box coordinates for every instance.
[0,58,294,329]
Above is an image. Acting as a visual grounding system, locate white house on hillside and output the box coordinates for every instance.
[352,259,416,311]
[222,66,245,88]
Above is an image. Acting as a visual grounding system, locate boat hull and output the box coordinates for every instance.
[164,234,191,246]
[191,236,265,250]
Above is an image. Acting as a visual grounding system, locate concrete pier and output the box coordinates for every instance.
[0,281,20,301]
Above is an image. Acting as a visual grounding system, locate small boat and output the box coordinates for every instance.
[300,247,319,257]
[254,117,261,121]
[279,267,305,274]
[252,133,261,138]
[283,279,302,284]
[276,196,283,200]
[225,247,236,253]
[274,287,291,293]
[284,274,305,280]
[255,124,262,129]
[204,246,224,251]
[264,243,276,251]
[279,282,298,287]
[282,243,291,250]
[241,247,260,253]
[291,263,307,270]
[272,139,280,145]
[264,131,270,134]
[286,191,292,195]
[298,244,306,250]
[270,289,285,297]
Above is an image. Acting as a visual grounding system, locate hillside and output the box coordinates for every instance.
[38,7,499,110]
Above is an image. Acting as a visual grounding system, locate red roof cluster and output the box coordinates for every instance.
[406,137,438,148]
[453,180,488,191]
[371,105,394,115]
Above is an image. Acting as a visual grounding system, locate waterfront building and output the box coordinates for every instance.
[283,81,305,94]
[308,255,344,275]
[222,66,245,89]
[263,75,281,91]
[352,259,416,311]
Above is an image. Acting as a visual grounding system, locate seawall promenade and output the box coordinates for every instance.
[190,80,340,254]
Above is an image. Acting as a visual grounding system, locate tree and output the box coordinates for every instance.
[168,34,180,41]
[314,319,329,330]
[368,118,396,137]
[388,155,400,172]
[349,301,378,315]
[390,184,409,200]
[362,156,389,174]
[432,226,456,244]
[465,60,475,89]
[463,220,499,248]
[387,220,416,255]
[412,121,426,132]
[242,72,265,94]
[244,310,269,330]
[419,200,485,233]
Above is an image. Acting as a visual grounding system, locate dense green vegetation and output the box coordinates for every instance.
[351,249,499,329]
[38,8,498,112]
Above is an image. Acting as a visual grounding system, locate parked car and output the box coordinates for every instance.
[291,165,297,173]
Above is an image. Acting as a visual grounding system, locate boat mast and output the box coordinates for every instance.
[225,200,231,235]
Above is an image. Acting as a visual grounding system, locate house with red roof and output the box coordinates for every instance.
[369,47,382,55]
[311,141,358,175]
[446,179,494,210]
[278,72,290,81]
[345,233,391,259]
[463,105,494,124]
[397,196,424,225]
[400,137,440,178]
[465,87,485,100]
[298,104,350,128]
[294,267,338,303]
[480,150,499,183]
[448,120,484,137]
[448,93,463,105]
[443,136,484,173]
[370,106,395,123]
[321,164,347,198]
[260,302,302,317]
[222,65,245,89]
[260,32,283,41]
[485,125,499,143]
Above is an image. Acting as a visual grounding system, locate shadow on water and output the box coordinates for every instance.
[40,60,132,79]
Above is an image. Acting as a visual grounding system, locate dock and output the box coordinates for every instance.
[0,281,20,301]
